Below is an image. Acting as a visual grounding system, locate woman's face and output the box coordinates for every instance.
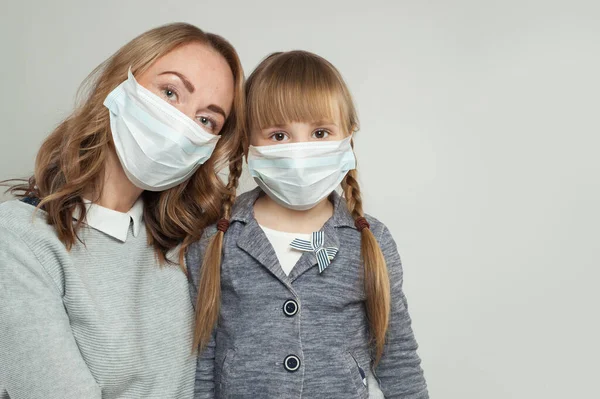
[136,42,234,135]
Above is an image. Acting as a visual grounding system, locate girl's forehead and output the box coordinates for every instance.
[255,103,345,129]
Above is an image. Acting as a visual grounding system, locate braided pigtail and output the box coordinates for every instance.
[342,168,391,364]
[193,152,244,351]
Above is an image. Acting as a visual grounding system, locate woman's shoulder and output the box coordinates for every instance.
[0,199,68,265]
[0,199,56,239]
[0,199,43,231]
[0,199,69,295]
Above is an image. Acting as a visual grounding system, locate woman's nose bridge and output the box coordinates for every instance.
[177,102,197,120]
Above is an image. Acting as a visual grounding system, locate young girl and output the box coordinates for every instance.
[187,51,428,398]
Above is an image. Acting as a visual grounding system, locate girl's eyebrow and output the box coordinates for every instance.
[263,124,288,129]
[311,120,338,127]
[261,121,338,130]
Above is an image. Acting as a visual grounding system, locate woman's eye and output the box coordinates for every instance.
[312,129,329,139]
[271,132,288,142]
[197,116,215,130]
[162,87,178,103]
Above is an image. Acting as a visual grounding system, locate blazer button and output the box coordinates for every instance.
[283,299,298,317]
[284,355,301,372]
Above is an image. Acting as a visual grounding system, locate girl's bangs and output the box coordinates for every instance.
[248,59,349,131]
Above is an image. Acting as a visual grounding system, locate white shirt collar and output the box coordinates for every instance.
[74,199,144,242]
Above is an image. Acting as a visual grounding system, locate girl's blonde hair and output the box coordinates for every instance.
[193,50,391,364]
[6,22,246,266]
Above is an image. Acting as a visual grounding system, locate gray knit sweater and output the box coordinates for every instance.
[0,200,195,399]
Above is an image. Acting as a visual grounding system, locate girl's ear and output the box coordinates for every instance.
[345,126,358,139]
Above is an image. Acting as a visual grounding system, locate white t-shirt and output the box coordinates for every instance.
[260,225,310,275]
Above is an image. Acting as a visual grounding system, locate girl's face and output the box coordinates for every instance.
[136,42,234,136]
[251,118,348,147]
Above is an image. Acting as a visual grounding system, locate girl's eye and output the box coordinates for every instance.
[270,132,289,142]
[312,129,330,139]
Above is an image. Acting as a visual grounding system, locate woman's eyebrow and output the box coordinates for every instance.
[158,71,195,93]
[207,105,227,119]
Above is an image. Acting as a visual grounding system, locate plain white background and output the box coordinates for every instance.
[1,1,598,398]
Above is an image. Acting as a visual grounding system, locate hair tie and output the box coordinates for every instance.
[355,217,370,231]
[217,218,230,233]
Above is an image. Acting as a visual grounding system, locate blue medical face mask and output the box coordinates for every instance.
[103,69,221,191]
[247,135,356,210]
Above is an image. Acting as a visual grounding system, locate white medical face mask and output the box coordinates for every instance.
[247,136,356,210]
[103,69,220,191]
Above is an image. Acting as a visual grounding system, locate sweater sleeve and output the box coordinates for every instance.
[0,223,102,399]
[186,235,217,399]
[374,225,429,399]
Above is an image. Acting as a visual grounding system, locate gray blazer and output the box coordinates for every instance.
[187,188,428,399]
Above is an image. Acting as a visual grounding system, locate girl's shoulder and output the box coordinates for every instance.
[184,221,219,288]
[362,213,388,235]
[355,212,400,255]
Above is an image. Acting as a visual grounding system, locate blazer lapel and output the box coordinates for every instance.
[236,217,291,285]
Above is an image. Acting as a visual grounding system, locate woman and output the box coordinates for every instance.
[0,23,245,399]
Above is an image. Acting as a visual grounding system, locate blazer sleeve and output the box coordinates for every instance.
[193,330,217,399]
[374,225,429,399]
[0,224,102,399]
[186,235,217,399]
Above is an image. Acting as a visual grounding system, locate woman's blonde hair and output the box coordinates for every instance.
[193,51,391,364]
[6,22,246,265]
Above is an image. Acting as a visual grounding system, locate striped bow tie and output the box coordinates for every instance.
[290,231,338,273]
